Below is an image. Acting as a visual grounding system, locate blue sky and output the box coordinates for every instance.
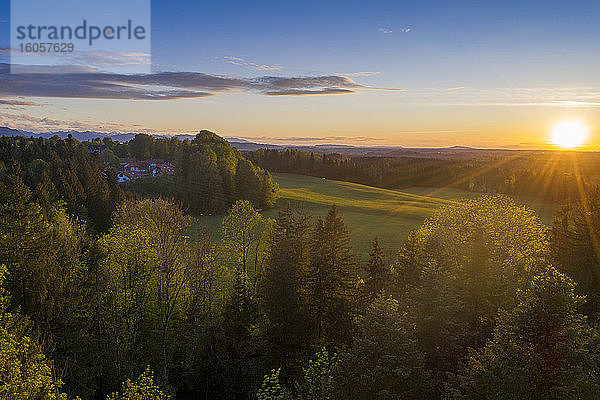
[1,0,599,147]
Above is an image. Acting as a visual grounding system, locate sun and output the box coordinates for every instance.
[551,121,588,148]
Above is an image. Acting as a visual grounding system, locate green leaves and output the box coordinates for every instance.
[107,367,169,400]
[450,267,600,399]
[0,265,67,400]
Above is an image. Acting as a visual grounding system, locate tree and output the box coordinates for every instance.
[335,294,432,400]
[221,200,268,276]
[362,237,388,304]
[0,264,67,400]
[551,188,600,317]
[296,348,339,400]
[261,204,312,368]
[107,367,169,400]
[305,206,358,346]
[99,205,157,381]
[117,199,192,382]
[256,369,292,400]
[449,267,600,399]
[392,195,550,390]
[129,134,153,160]
[0,174,52,316]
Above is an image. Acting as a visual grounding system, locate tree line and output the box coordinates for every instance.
[246,148,598,203]
[0,135,125,233]
[117,131,279,214]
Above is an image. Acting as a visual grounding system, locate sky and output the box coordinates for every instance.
[1,0,600,148]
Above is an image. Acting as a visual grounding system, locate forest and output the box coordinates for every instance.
[2,133,600,399]
[246,148,600,203]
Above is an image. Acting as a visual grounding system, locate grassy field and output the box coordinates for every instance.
[193,173,556,262]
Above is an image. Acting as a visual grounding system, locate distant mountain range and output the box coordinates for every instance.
[0,126,547,158]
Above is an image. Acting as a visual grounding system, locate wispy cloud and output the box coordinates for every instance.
[552,100,600,106]
[337,71,381,77]
[0,48,150,69]
[0,63,403,100]
[379,27,411,34]
[264,88,355,96]
[0,111,147,132]
[447,86,465,90]
[237,135,387,144]
[224,56,282,71]
[0,99,39,106]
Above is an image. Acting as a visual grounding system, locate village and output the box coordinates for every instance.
[116,158,175,182]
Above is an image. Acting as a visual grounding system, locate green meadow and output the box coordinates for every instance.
[193,173,556,262]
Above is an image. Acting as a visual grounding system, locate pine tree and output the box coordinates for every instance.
[306,205,357,346]
[0,174,52,316]
[449,267,600,399]
[261,204,312,367]
[363,237,387,301]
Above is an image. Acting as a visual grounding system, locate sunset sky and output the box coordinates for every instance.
[1,0,599,148]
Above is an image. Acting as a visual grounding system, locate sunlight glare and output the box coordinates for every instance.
[551,121,588,148]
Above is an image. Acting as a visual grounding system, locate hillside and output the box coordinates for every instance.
[194,173,478,261]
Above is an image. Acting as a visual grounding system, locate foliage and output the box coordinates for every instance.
[256,369,293,400]
[221,199,269,275]
[362,236,388,304]
[122,131,278,214]
[0,135,124,232]
[247,148,591,203]
[392,195,550,390]
[448,267,600,399]
[335,294,433,400]
[0,264,67,400]
[107,367,169,400]
[551,187,600,316]
[260,204,312,368]
[306,206,358,346]
[296,348,339,400]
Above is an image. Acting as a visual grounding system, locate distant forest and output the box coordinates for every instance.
[2,132,600,399]
[246,148,600,203]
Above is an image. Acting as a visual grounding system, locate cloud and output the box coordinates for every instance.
[447,86,465,90]
[0,99,39,106]
[0,63,403,100]
[552,100,600,107]
[237,135,386,144]
[264,88,355,96]
[67,51,151,67]
[224,56,282,71]
[0,111,147,132]
[337,71,381,77]
[379,27,411,34]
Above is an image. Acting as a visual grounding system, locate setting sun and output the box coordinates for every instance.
[551,121,588,148]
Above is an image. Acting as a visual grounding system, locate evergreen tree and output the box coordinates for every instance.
[306,206,357,346]
[449,267,600,399]
[363,236,387,301]
[0,174,52,316]
[261,204,312,368]
[335,294,433,400]
[0,264,67,400]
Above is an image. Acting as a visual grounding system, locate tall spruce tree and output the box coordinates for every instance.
[261,204,312,368]
[306,205,357,346]
[363,237,387,301]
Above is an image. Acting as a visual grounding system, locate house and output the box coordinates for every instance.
[117,158,175,181]
[116,170,142,183]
